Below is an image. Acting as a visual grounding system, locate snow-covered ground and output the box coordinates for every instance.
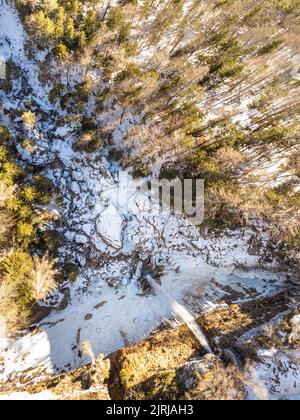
[0,390,56,400]
[241,145,300,189]
[248,349,300,400]
[0,0,298,400]
[0,0,25,62]
[0,0,51,110]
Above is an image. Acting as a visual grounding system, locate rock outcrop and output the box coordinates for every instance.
[108,322,245,400]
[0,354,110,401]
[96,205,124,249]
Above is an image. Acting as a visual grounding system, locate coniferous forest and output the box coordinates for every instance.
[0,0,299,401]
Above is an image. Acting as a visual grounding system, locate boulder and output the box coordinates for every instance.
[72,171,84,182]
[71,182,81,195]
[75,234,88,244]
[82,223,93,237]
[96,205,124,249]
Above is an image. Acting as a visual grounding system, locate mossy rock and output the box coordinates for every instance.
[0,126,10,145]
[134,369,179,400]
[63,263,79,283]
[33,175,53,193]
[42,230,63,253]
[108,148,123,162]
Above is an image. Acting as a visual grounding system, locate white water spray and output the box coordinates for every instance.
[146,276,213,354]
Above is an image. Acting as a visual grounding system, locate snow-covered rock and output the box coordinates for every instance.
[75,234,88,244]
[96,204,124,249]
[76,253,87,267]
[72,171,84,182]
[71,182,81,195]
[64,231,75,242]
[82,223,93,237]
[54,126,74,139]
[176,354,220,389]
[16,143,56,166]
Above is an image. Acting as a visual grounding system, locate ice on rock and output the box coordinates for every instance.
[96,204,124,249]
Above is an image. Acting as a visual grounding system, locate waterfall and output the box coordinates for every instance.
[146,276,213,354]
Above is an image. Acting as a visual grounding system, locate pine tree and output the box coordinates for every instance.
[28,11,56,44]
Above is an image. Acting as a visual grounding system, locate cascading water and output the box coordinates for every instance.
[146,275,213,354]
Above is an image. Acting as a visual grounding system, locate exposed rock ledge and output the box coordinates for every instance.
[1,295,299,400]
[0,355,111,401]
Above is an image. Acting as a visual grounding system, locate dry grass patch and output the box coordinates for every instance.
[112,325,199,398]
